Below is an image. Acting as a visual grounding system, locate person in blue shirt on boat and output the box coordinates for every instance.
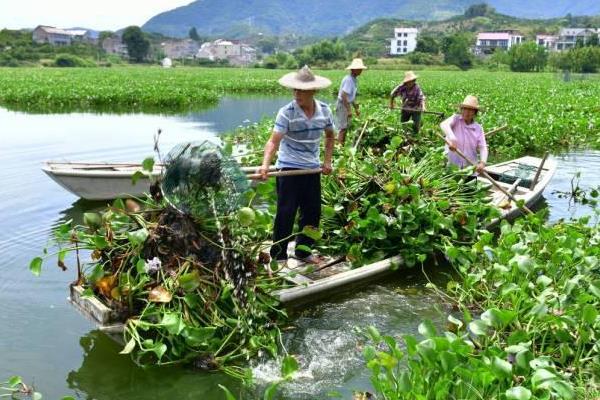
[257,65,335,266]
[336,58,367,145]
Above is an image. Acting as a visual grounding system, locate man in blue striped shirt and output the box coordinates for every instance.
[258,66,335,265]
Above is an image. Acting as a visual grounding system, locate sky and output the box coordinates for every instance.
[0,0,193,31]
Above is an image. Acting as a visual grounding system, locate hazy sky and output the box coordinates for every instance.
[0,0,193,31]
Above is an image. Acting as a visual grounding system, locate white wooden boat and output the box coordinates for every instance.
[274,155,557,305]
[42,161,272,200]
[68,155,556,334]
[42,162,164,200]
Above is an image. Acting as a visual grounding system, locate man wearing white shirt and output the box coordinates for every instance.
[336,58,367,145]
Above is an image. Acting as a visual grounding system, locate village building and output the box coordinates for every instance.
[389,28,418,56]
[32,25,98,46]
[536,34,559,50]
[160,39,199,59]
[196,39,257,66]
[556,28,599,50]
[101,36,128,57]
[474,31,523,55]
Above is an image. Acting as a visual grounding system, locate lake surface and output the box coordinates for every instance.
[0,98,598,399]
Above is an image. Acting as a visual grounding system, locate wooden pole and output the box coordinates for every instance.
[246,168,323,180]
[485,124,509,138]
[400,107,445,118]
[529,152,550,190]
[435,131,533,215]
[352,120,370,150]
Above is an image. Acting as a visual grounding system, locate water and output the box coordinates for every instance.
[0,99,599,399]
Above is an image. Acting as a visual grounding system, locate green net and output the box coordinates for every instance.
[161,141,249,217]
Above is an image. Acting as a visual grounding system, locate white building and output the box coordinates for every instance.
[196,39,257,66]
[389,28,418,56]
[556,28,599,50]
[536,35,558,50]
[475,31,523,55]
[32,25,97,46]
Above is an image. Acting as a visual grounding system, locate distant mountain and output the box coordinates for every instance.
[142,0,600,38]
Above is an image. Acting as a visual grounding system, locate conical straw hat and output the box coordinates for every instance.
[278,65,332,90]
[402,70,418,84]
[345,58,368,70]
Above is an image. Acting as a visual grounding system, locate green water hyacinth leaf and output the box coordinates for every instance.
[7,376,22,387]
[536,275,553,287]
[179,270,201,292]
[127,228,148,247]
[301,226,321,240]
[510,254,534,274]
[418,320,437,338]
[93,236,108,250]
[481,308,517,329]
[531,368,556,388]
[491,356,513,378]
[160,312,185,335]
[183,326,216,347]
[367,326,381,342]
[505,386,532,400]
[589,281,600,299]
[83,212,102,229]
[582,304,598,324]
[32,393,42,400]
[142,157,155,172]
[281,354,299,378]
[29,257,43,276]
[468,320,489,336]
[131,170,145,185]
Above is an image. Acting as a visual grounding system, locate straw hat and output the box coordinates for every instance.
[458,95,483,111]
[402,70,418,84]
[345,58,368,70]
[278,65,332,90]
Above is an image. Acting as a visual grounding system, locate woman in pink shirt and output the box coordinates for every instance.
[440,95,488,173]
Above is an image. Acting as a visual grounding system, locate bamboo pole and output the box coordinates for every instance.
[352,120,370,150]
[435,131,533,215]
[246,168,323,180]
[529,152,550,190]
[485,124,509,138]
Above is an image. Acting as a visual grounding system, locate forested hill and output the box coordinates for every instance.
[142,0,600,38]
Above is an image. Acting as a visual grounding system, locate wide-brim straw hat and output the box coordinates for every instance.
[457,95,484,111]
[278,65,332,90]
[402,70,418,84]
[345,58,368,70]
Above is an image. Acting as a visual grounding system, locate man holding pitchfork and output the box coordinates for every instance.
[257,65,335,266]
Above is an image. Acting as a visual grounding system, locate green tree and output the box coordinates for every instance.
[122,26,150,63]
[442,33,473,70]
[256,37,278,54]
[464,3,494,18]
[587,34,599,47]
[189,27,200,41]
[508,42,547,72]
[415,35,440,54]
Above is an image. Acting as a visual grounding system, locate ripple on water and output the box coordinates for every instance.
[251,285,446,399]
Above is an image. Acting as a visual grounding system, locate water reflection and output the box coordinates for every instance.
[67,331,241,400]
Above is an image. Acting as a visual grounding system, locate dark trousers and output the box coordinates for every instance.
[401,110,422,134]
[270,171,321,261]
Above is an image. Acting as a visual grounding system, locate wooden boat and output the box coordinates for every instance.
[68,155,556,333]
[42,161,272,200]
[42,162,164,200]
